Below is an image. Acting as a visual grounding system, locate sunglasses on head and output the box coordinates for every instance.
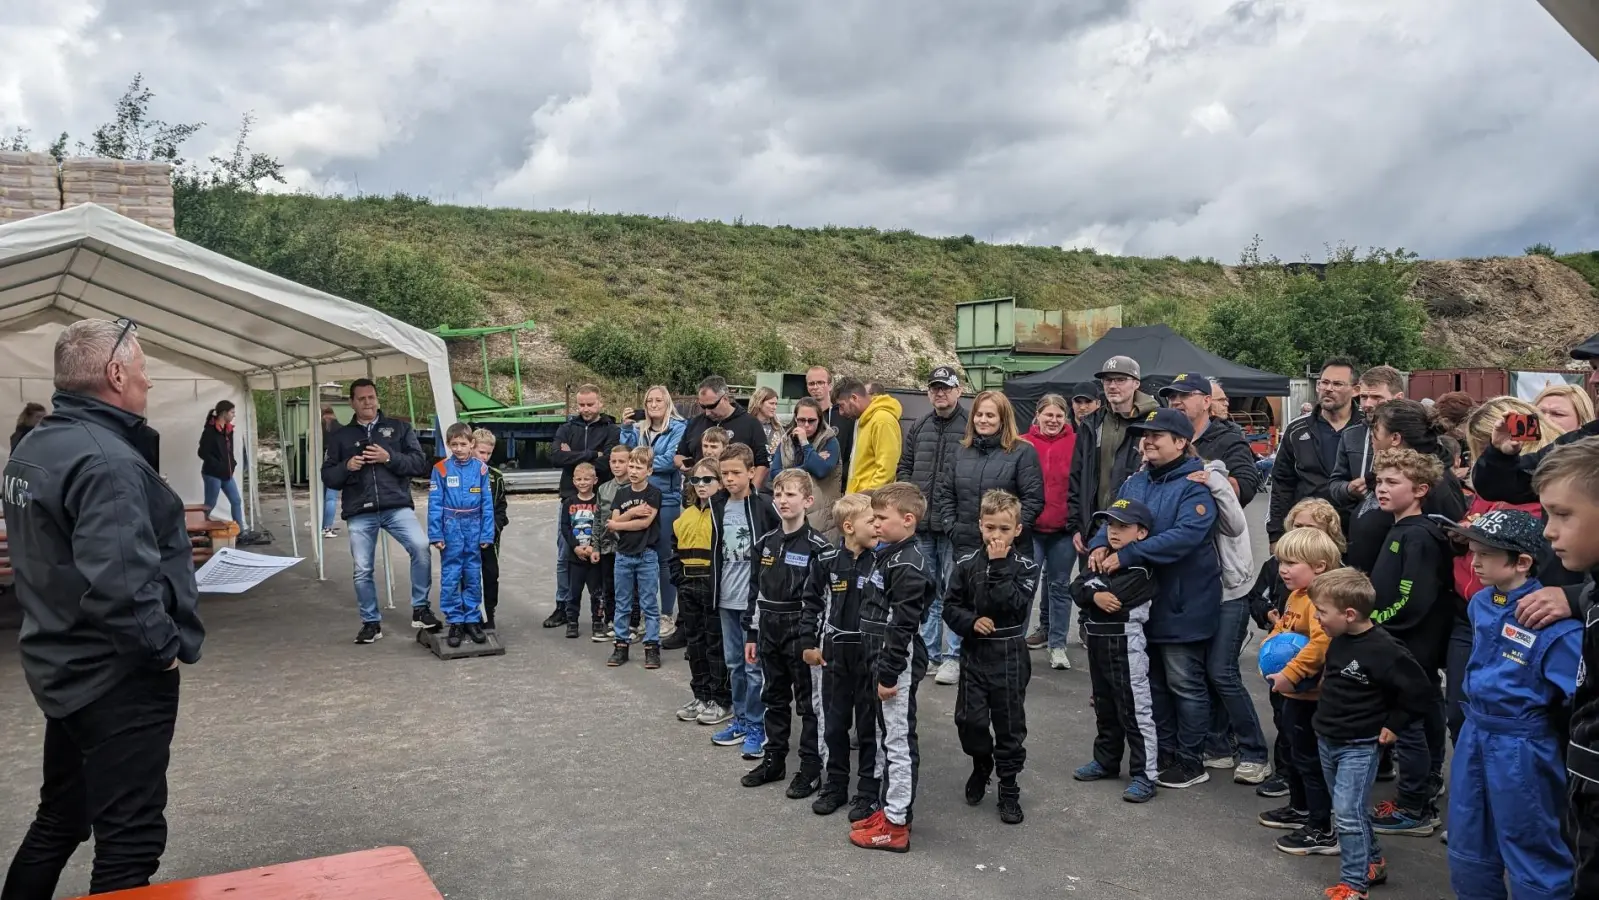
[687,475,719,486]
[109,317,137,364]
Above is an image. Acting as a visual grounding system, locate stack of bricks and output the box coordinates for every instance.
[59,158,175,234]
[0,151,62,225]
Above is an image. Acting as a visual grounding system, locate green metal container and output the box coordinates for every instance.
[956,297,1123,355]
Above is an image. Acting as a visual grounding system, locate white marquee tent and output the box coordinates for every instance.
[0,203,458,582]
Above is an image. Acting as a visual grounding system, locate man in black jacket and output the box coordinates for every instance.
[1327,364,1404,523]
[322,378,438,643]
[675,375,771,480]
[896,365,968,669]
[1067,355,1158,555]
[2,318,204,898]
[1160,373,1261,506]
[1268,358,1361,548]
[546,384,621,627]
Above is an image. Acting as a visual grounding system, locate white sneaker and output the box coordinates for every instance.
[675,699,704,722]
[1234,761,1273,784]
[1049,648,1071,670]
[321,528,338,539]
[934,659,960,685]
[1203,754,1238,770]
[659,612,678,638]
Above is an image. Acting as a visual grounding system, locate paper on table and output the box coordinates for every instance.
[195,547,303,594]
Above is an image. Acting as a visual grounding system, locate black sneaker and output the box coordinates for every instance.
[741,758,786,788]
[847,797,878,822]
[786,771,821,800]
[591,620,608,642]
[565,620,580,639]
[997,793,1024,825]
[412,606,441,630]
[353,622,383,644]
[1375,754,1396,782]
[1255,773,1291,798]
[643,643,662,669]
[1156,760,1210,789]
[812,788,849,816]
[965,757,994,805]
[445,624,463,648]
[1275,825,1339,856]
[606,643,629,667]
[542,609,567,628]
[484,614,496,632]
[1259,806,1310,830]
[661,628,688,651]
[464,622,487,644]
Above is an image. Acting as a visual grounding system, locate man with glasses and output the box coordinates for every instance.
[1066,356,1158,558]
[676,375,770,485]
[806,366,853,489]
[3,318,204,897]
[1268,357,1362,551]
[896,365,969,673]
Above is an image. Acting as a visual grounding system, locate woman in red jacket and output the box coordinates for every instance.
[1021,393,1076,670]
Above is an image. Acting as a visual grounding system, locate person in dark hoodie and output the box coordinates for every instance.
[1086,407,1221,791]
[1328,365,1405,524]
[546,384,621,629]
[1068,356,1159,557]
[197,400,245,531]
[2,319,204,898]
[1270,358,1362,548]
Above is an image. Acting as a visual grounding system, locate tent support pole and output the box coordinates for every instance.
[370,358,395,610]
[405,374,416,424]
[311,365,325,581]
[273,373,299,558]
[511,332,523,406]
[244,380,262,532]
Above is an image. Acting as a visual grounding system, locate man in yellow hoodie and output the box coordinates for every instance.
[834,378,903,495]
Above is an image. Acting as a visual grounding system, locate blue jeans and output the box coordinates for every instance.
[323,488,339,530]
[1320,737,1384,891]
[347,508,433,623]
[1150,640,1211,768]
[202,475,245,527]
[613,550,661,644]
[1205,598,1269,763]
[554,530,570,612]
[655,501,680,617]
[916,533,957,664]
[1034,531,1075,649]
[721,607,765,727]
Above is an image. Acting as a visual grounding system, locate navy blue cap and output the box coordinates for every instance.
[1159,372,1210,397]
[1443,509,1548,559]
[1095,497,1154,530]
[1071,381,1101,401]
[1128,407,1195,441]
[1574,332,1599,362]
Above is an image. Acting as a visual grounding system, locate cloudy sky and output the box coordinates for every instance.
[2,0,1596,260]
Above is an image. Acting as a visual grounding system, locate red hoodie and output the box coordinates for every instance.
[1021,422,1075,533]
[1452,493,1543,601]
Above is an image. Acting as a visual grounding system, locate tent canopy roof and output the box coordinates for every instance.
[0,204,456,418]
[1003,324,1291,398]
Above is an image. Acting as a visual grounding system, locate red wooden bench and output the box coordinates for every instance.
[76,846,443,900]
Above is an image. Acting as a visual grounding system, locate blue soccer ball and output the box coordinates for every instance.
[1258,632,1310,680]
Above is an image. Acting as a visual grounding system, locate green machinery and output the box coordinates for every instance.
[955,297,1123,391]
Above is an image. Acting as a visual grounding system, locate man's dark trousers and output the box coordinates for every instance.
[3,668,181,899]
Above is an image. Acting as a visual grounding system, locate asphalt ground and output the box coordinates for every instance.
[0,493,1454,899]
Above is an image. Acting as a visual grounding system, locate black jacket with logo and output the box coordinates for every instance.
[746,521,837,633]
[943,547,1041,640]
[860,536,934,688]
[809,545,877,653]
[896,406,969,535]
[1269,407,1364,541]
[1,392,205,717]
[322,412,432,521]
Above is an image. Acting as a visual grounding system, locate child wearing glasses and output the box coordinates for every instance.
[769,397,845,541]
[671,458,734,725]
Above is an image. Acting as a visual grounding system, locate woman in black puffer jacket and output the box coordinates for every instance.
[933,390,1046,557]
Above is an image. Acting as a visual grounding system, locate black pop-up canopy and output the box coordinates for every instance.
[1003,324,1290,424]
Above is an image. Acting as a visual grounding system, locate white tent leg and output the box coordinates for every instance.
[369,358,395,610]
[244,377,261,532]
[310,364,325,580]
[273,373,299,558]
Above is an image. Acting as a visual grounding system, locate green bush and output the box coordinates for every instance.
[650,323,741,393]
[1525,242,1557,258]
[563,322,653,380]
[747,328,794,372]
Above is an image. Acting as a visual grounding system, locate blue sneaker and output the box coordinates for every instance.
[1370,800,1439,836]
[741,724,767,759]
[712,720,748,747]
[1122,776,1157,804]
[1072,761,1114,782]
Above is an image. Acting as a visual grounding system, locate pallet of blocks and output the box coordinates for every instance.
[59,157,175,234]
[0,151,62,224]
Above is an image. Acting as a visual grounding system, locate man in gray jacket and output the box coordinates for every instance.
[2,318,204,898]
[896,365,968,668]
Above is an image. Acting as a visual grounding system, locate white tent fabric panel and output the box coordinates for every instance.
[0,313,250,509]
[0,203,456,427]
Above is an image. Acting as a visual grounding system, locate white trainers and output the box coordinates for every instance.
[659,612,678,638]
[675,699,704,722]
[696,702,734,726]
[934,659,960,685]
[1049,648,1072,670]
[1203,754,1238,770]
[1234,761,1273,784]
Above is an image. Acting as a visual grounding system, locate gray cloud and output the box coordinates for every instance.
[2,0,1597,260]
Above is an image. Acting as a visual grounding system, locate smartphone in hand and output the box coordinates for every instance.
[1505,412,1542,443]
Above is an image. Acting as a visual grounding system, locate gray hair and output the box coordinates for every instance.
[54,319,135,394]
[698,375,729,399]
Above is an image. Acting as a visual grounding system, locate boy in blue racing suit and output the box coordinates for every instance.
[430,423,497,647]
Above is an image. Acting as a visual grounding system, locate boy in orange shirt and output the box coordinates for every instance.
[1259,527,1341,857]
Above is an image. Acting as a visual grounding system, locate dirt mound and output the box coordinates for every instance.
[1413,257,1599,367]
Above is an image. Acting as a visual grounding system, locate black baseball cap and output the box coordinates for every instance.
[1573,331,1599,362]
[1094,497,1154,530]
[1127,407,1195,441]
[1071,381,1100,401]
[927,366,961,388]
[1443,509,1548,559]
[1159,372,1210,397]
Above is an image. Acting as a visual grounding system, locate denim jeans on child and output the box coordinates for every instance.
[202,475,245,527]
[721,607,765,727]
[916,533,957,664]
[1319,736,1383,891]
[347,508,433,623]
[613,549,660,644]
[1205,597,1269,763]
[1034,531,1076,649]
